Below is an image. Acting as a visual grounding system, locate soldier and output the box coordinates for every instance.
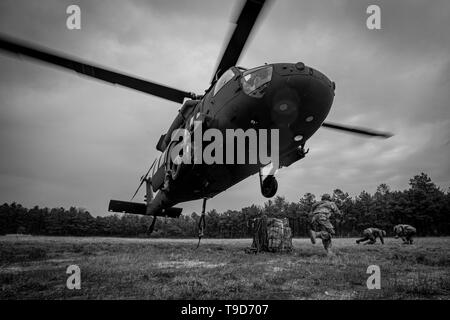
[393,224,416,244]
[356,228,386,245]
[309,194,342,254]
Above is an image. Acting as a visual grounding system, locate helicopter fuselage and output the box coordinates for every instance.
[148,62,335,208]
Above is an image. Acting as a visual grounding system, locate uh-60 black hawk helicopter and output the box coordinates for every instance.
[0,0,392,242]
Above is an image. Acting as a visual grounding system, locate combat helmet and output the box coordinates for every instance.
[321,194,332,201]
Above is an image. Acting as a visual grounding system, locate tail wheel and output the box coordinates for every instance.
[261,175,278,198]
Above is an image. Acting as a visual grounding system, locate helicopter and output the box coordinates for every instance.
[0,0,392,240]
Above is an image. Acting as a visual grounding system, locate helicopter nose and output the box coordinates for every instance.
[270,63,335,143]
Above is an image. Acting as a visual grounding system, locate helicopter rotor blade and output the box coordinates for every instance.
[130,159,157,201]
[211,0,269,83]
[322,122,393,138]
[0,34,197,104]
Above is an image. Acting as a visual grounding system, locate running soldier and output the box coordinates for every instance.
[356,227,386,245]
[309,194,342,254]
[393,224,416,244]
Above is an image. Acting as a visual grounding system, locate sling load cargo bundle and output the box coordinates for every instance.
[246,216,293,253]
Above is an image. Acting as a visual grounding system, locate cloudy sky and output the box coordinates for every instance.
[0,0,449,216]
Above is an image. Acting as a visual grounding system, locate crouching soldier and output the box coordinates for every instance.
[309,194,342,254]
[356,228,386,245]
[394,224,416,244]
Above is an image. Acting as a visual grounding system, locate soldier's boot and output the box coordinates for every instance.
[323,238,332,255]
[308,229,316,244]
[321,233,332,254]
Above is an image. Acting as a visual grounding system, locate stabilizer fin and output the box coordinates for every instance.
[108,200,182,218]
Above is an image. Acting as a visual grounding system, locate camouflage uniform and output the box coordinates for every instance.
[394,224,416,244]
[309,195,342,253]
[356,228,386,245]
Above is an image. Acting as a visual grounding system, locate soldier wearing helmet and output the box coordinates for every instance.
[356,227,386,245]
[393,224,416,244]
[309,194,342,254]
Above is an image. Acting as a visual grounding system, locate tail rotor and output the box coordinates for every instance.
[130,159,157,201]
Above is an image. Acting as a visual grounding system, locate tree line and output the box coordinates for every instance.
[1,173,449,238]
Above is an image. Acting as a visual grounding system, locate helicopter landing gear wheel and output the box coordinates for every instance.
[261,175,278,198]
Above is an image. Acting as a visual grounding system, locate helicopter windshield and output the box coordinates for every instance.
[240,65,273,98]
[213,69,236,96]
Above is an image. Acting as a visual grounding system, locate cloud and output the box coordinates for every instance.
[0,0,449,215]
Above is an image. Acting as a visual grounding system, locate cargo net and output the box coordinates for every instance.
[246,216,293,253]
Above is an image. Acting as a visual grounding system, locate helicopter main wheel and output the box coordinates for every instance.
[261,175,278,198]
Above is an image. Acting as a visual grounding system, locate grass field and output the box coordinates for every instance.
[1,235,449,299]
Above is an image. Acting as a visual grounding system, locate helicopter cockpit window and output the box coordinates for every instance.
[240,65,273,98]
[213,69,236,96]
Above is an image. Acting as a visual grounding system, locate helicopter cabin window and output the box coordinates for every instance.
[213,69,236,96]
